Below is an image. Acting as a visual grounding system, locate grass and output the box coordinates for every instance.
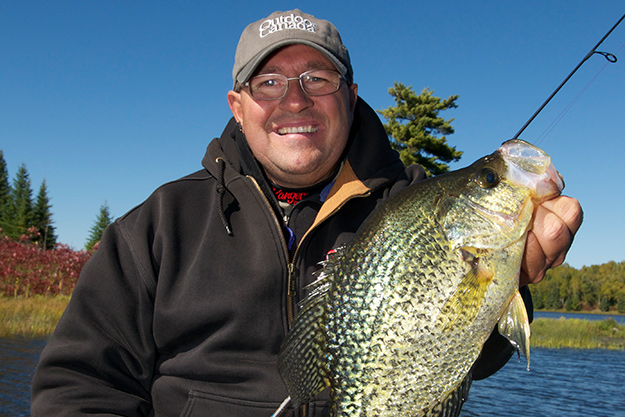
[1,295,625,351]
[0,295,70,338]
[531,317,625,350]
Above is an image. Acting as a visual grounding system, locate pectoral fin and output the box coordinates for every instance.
[498,289,531,370]
[437,249,494,332]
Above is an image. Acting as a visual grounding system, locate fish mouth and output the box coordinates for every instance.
[499,139,564,201]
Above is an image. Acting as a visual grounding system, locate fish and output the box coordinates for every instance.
[276,139,565,417]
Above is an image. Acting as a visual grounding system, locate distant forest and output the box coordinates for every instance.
[533,261,625,313]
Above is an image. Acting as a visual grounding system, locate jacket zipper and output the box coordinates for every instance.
[286,262,296,327]
[246,175,310,416]
[245,176,296,329]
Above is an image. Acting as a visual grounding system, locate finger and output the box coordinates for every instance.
[520,196,583,285]
[539,196,584,237]
[520,230,546,286]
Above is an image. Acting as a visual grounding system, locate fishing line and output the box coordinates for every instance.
[535,40,625,146]
[513,13,625,141]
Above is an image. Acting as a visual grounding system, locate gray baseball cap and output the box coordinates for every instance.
[232,9,353,89]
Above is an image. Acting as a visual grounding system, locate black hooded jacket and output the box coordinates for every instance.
[31,99,521,416]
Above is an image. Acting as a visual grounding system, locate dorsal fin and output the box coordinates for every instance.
[277,249,344,406]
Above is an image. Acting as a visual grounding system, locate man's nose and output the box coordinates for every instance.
[279,79,313,111]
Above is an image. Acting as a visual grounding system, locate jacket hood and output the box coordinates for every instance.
[341,97,406,190]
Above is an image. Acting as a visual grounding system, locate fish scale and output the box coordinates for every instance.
[277,139,564,416]
[325,204,475,416]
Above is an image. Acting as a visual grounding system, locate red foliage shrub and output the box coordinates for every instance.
[0,235,92,297]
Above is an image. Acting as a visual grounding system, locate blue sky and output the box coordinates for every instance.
[2,1,624,269]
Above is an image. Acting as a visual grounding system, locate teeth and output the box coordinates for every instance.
[277,125,318,135]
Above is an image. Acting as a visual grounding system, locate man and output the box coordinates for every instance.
[31,9,582,416]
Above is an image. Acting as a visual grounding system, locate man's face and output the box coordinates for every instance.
[228,44,358,188]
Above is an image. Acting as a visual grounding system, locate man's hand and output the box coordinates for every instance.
[520,195,583,286]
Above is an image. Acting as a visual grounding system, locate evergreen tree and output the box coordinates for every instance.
[0,151,11,235]
[33,179,57,249]
[4,163,34,240]
[86,202,112,250]
[378,83,463,176]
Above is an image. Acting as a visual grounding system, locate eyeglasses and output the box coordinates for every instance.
[243,69,344,101]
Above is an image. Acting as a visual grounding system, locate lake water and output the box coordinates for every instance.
[0,337,46,417]
[1,313,624,416]
[460,348,625,417]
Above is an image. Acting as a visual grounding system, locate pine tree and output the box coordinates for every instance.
[4,163,34,240]
[86,202,113,250]
[0,151,11,235]
[377,83,463,176]
[33,179,57,249]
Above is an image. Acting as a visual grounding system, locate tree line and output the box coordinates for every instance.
[0,150,112,250]
[0,150,56,249]
[533,261,625,313]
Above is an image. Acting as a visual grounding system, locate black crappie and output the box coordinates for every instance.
[277,139,564,417]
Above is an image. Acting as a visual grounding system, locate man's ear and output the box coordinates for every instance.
[227,90,243,124]
[349,83,359,114]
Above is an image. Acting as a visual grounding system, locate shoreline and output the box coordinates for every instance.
[1,296,624,350]
[531,316,625,350]
[536,309,625,316]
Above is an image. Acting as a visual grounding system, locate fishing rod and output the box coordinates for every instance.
[512,12,625,140]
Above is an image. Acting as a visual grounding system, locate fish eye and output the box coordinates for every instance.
[475,168,500,189]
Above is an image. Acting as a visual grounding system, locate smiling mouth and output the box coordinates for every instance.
[277,125,318,135]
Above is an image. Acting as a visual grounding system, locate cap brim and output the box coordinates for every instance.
[234,40,348,88]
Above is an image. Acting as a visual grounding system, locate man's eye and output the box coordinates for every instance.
[250,76,283,90]
[259,79,280,88]
[305,75,327,83]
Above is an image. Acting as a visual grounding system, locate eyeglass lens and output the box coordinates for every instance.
[248,70,341,100]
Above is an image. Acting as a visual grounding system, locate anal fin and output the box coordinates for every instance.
[497,289,531,370]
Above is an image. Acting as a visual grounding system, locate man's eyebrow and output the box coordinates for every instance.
[255,65,280,75]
